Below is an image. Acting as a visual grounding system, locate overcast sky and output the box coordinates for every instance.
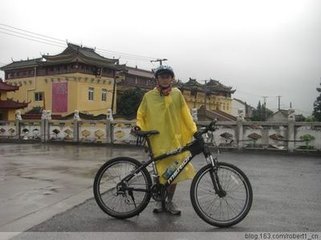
[0,0,320,115]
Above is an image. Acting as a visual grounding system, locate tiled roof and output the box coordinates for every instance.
[233,98,246,105]
[0,58,41,71]
[205,79,235,93]
[0,43,125,71]
[177,78,204,91]
[68,43,117,63]
[0,99,28,109]
[198,105,237,121]
[178,78,235,94]
[44,43,119,65]
[0,80,19,91]
[126,66,154,78]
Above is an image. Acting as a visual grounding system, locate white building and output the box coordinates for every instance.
[231,98,254,119]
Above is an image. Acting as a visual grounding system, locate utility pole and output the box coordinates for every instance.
[262,96,268,106]
[151,58,168,66]
[111,70,122,114]
[277,96,281,110]
[204,80,208,110]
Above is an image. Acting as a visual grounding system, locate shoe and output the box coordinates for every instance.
[166,201,181,215]
[153,201,166,214]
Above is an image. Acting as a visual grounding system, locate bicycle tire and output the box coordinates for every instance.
[190,162,253,227]
[93,157,152,219]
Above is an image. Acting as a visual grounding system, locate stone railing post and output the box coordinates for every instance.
[236,119,244,150]
[287,109,296,152]
[41,110,48,142]
[15,119,21,140]
[106,109,113,144]
[15,110,22,140]
[236,109,245,150]
[73,110,81,142]
[106,120,112,143]
[46,110,51,142]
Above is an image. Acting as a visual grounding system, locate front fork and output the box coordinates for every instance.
[205,148,226,198]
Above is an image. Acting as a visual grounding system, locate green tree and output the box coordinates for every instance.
[117,87,145,117]
[251,101,273,121]
[251,101,262,121]
[300,134,315,149]
[312,83,321,121]
[305,115,316,122]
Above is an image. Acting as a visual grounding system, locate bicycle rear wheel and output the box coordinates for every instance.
[190,162,253,227]
[93,157,152,219]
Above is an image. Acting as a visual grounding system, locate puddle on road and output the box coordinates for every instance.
[34,166,69,172]
[20,176,55,182]
[1,145,147,192]
[41,186,59,195]
[13,185,61,199]
[65,168,98,179]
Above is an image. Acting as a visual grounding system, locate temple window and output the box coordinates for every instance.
[101,89,107,101]
[88,87,94,101]
[35,92,44,101]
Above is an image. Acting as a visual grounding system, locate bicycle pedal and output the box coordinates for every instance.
[153,208,166,214]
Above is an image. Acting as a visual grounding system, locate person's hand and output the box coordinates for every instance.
[133,126,141,131]
[130,126,141,135]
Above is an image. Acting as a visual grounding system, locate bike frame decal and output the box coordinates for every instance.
[166,153,193,185]
[153,145,188,162]
[129,140,201,186]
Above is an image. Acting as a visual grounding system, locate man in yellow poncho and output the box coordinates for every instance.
[136,65,197,215]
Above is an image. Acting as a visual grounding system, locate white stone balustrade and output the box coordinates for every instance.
[0,118,320,152]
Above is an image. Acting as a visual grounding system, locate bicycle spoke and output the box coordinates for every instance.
[223,198,239,217]
[94,159,151,217]
[192,163,252,226]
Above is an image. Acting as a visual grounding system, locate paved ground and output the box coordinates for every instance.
[0,143,146,234]
[0,143,321,239]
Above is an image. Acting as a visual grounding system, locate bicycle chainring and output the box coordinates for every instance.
[151,184,167,202]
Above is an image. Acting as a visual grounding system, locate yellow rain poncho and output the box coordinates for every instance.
[136,87,197,184]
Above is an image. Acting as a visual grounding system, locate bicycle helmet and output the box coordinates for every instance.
[154,65,174,78]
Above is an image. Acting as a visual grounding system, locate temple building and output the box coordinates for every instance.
[0,79,28,120]
[118,68,235,116]
[0,43,236,120]
[177,78,235,114]
[0,43,125,119]
[118,66,154,93]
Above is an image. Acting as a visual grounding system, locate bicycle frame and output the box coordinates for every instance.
[94,120,252,227]
[123,134,219,190]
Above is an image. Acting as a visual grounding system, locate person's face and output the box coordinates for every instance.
[157,73,173,87]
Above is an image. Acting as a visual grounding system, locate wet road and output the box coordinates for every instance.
[0,144,321,237]
[0,143,146,234]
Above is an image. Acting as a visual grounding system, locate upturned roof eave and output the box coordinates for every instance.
[0,81,19,91]
[42,54,121,70]
[0,99,29,109]
[44,43,118,64]
[43,53,117,64]
[0,58,42,71]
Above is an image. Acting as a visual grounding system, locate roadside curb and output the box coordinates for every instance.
[0,186,94,238]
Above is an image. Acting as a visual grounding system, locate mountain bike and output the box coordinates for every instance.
[93,121,253,227]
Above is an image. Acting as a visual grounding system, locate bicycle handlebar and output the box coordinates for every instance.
[193,120,217,139]
[132,120,217,142]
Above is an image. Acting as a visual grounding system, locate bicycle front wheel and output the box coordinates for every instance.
[190,162,253,227]
[93,157,152,219]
